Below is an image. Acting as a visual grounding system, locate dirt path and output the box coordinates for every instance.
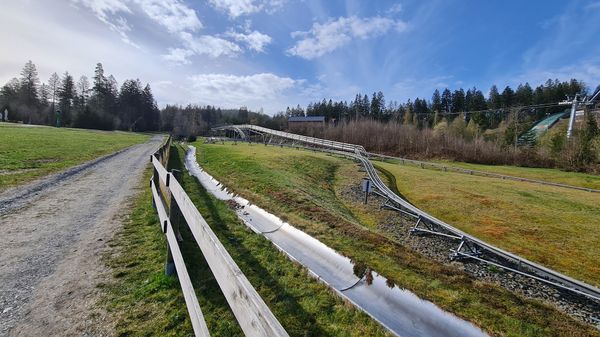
[0,136,162,337]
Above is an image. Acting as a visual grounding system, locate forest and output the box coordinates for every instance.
[1,60,598,171]
[0,61,160,131]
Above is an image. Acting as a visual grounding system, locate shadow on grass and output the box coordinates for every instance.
[169,145,329,337]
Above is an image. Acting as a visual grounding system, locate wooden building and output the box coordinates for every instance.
[287,116,325,131]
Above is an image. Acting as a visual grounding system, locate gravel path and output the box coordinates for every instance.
[0,136,162,337]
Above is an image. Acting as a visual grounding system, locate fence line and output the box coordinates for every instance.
[150,137,289,337]
[368,153,600,193]
[151,178,210,336]
[212,125,600,302]
[218,124,599,193]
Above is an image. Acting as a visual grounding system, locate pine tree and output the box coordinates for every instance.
[441,88,452,112]
[48,72,60,124]
[465,88,474,111]
[488,85,501,109]
[39,83,49,106]
[515,83,533,106]
[501,86,515,107]
[141,84,160,131]
[471,89,488,110]
[451,88,465,113]
[118,79,142,130]
[93,63,106,99]
[370,91,385,120]
[73,75,90,116]
[19,60,41,123]
[431,89,442,113]
[58,72,75,126]
[361,94,370,118]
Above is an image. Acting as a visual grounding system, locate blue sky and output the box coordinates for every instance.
[1,0,599,114]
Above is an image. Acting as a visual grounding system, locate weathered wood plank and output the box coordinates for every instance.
[151,180,210,337]
[167,176,289,337]
[152,156,169,183]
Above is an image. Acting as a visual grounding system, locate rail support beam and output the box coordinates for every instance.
[450,237,482,261]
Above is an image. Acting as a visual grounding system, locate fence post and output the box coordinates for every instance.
[164,172,176,276]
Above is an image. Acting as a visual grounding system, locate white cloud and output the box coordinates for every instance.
[188,73,297,108]
[162,47,195,64]
[387,3,403,14]
[180,32,242,58]
[288,16,408,59]
[165,29,271,62]
[226,30,272,52]
[208,0,259,17]
[71,0,131,20]
[71,0,138,47]
[71,0,202,46]
[135,0,202,33]
[207,0,284,18]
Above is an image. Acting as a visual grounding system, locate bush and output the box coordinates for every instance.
[298,120,552,168]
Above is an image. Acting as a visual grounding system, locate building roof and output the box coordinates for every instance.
[288,116,325,122]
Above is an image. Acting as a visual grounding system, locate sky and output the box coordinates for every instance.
[1,0,599,114]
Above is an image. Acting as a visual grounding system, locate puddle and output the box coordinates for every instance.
[185,145,488,337]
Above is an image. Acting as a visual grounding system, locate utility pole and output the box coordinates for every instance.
[566,94,579,139]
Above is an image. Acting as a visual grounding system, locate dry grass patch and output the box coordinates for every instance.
[374,160,600,287]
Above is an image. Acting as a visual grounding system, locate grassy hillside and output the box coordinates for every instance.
[374,161,600,287]
[194,141,599,337]
[427,159,600,190]
[0,123,149,191]
[103,146,390,337]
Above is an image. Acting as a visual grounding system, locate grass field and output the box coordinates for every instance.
[374,161,600,287]
[426,159,600,190]
[194,141,599,337]
[103,146,390,337]
[0,123,149,191]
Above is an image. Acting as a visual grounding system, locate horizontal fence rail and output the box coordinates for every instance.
[150,137,289,337]
[368,153,600,193]
[151,178,210,337]
[212,125,600,302]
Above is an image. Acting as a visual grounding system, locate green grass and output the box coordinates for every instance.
[421,158,600,190]
[102,145,390,337]
[0,123,149,191]
[101,166,195,337]
[374,161,600,287]
[193,141,599,337]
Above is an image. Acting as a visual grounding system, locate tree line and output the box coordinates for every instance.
[286,80,599,172]
[283,79,590,130]
[0,61,160,131]
[160,104,281,139]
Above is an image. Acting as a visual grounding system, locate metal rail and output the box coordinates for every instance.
[213,124,366,154]
[213,125,600,302]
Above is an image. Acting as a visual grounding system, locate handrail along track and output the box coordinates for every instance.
[212,124,600,302]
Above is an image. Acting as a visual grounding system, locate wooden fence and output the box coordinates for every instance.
[150,138,289,337]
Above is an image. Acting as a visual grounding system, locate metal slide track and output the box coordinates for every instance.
[213,124,600,302]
